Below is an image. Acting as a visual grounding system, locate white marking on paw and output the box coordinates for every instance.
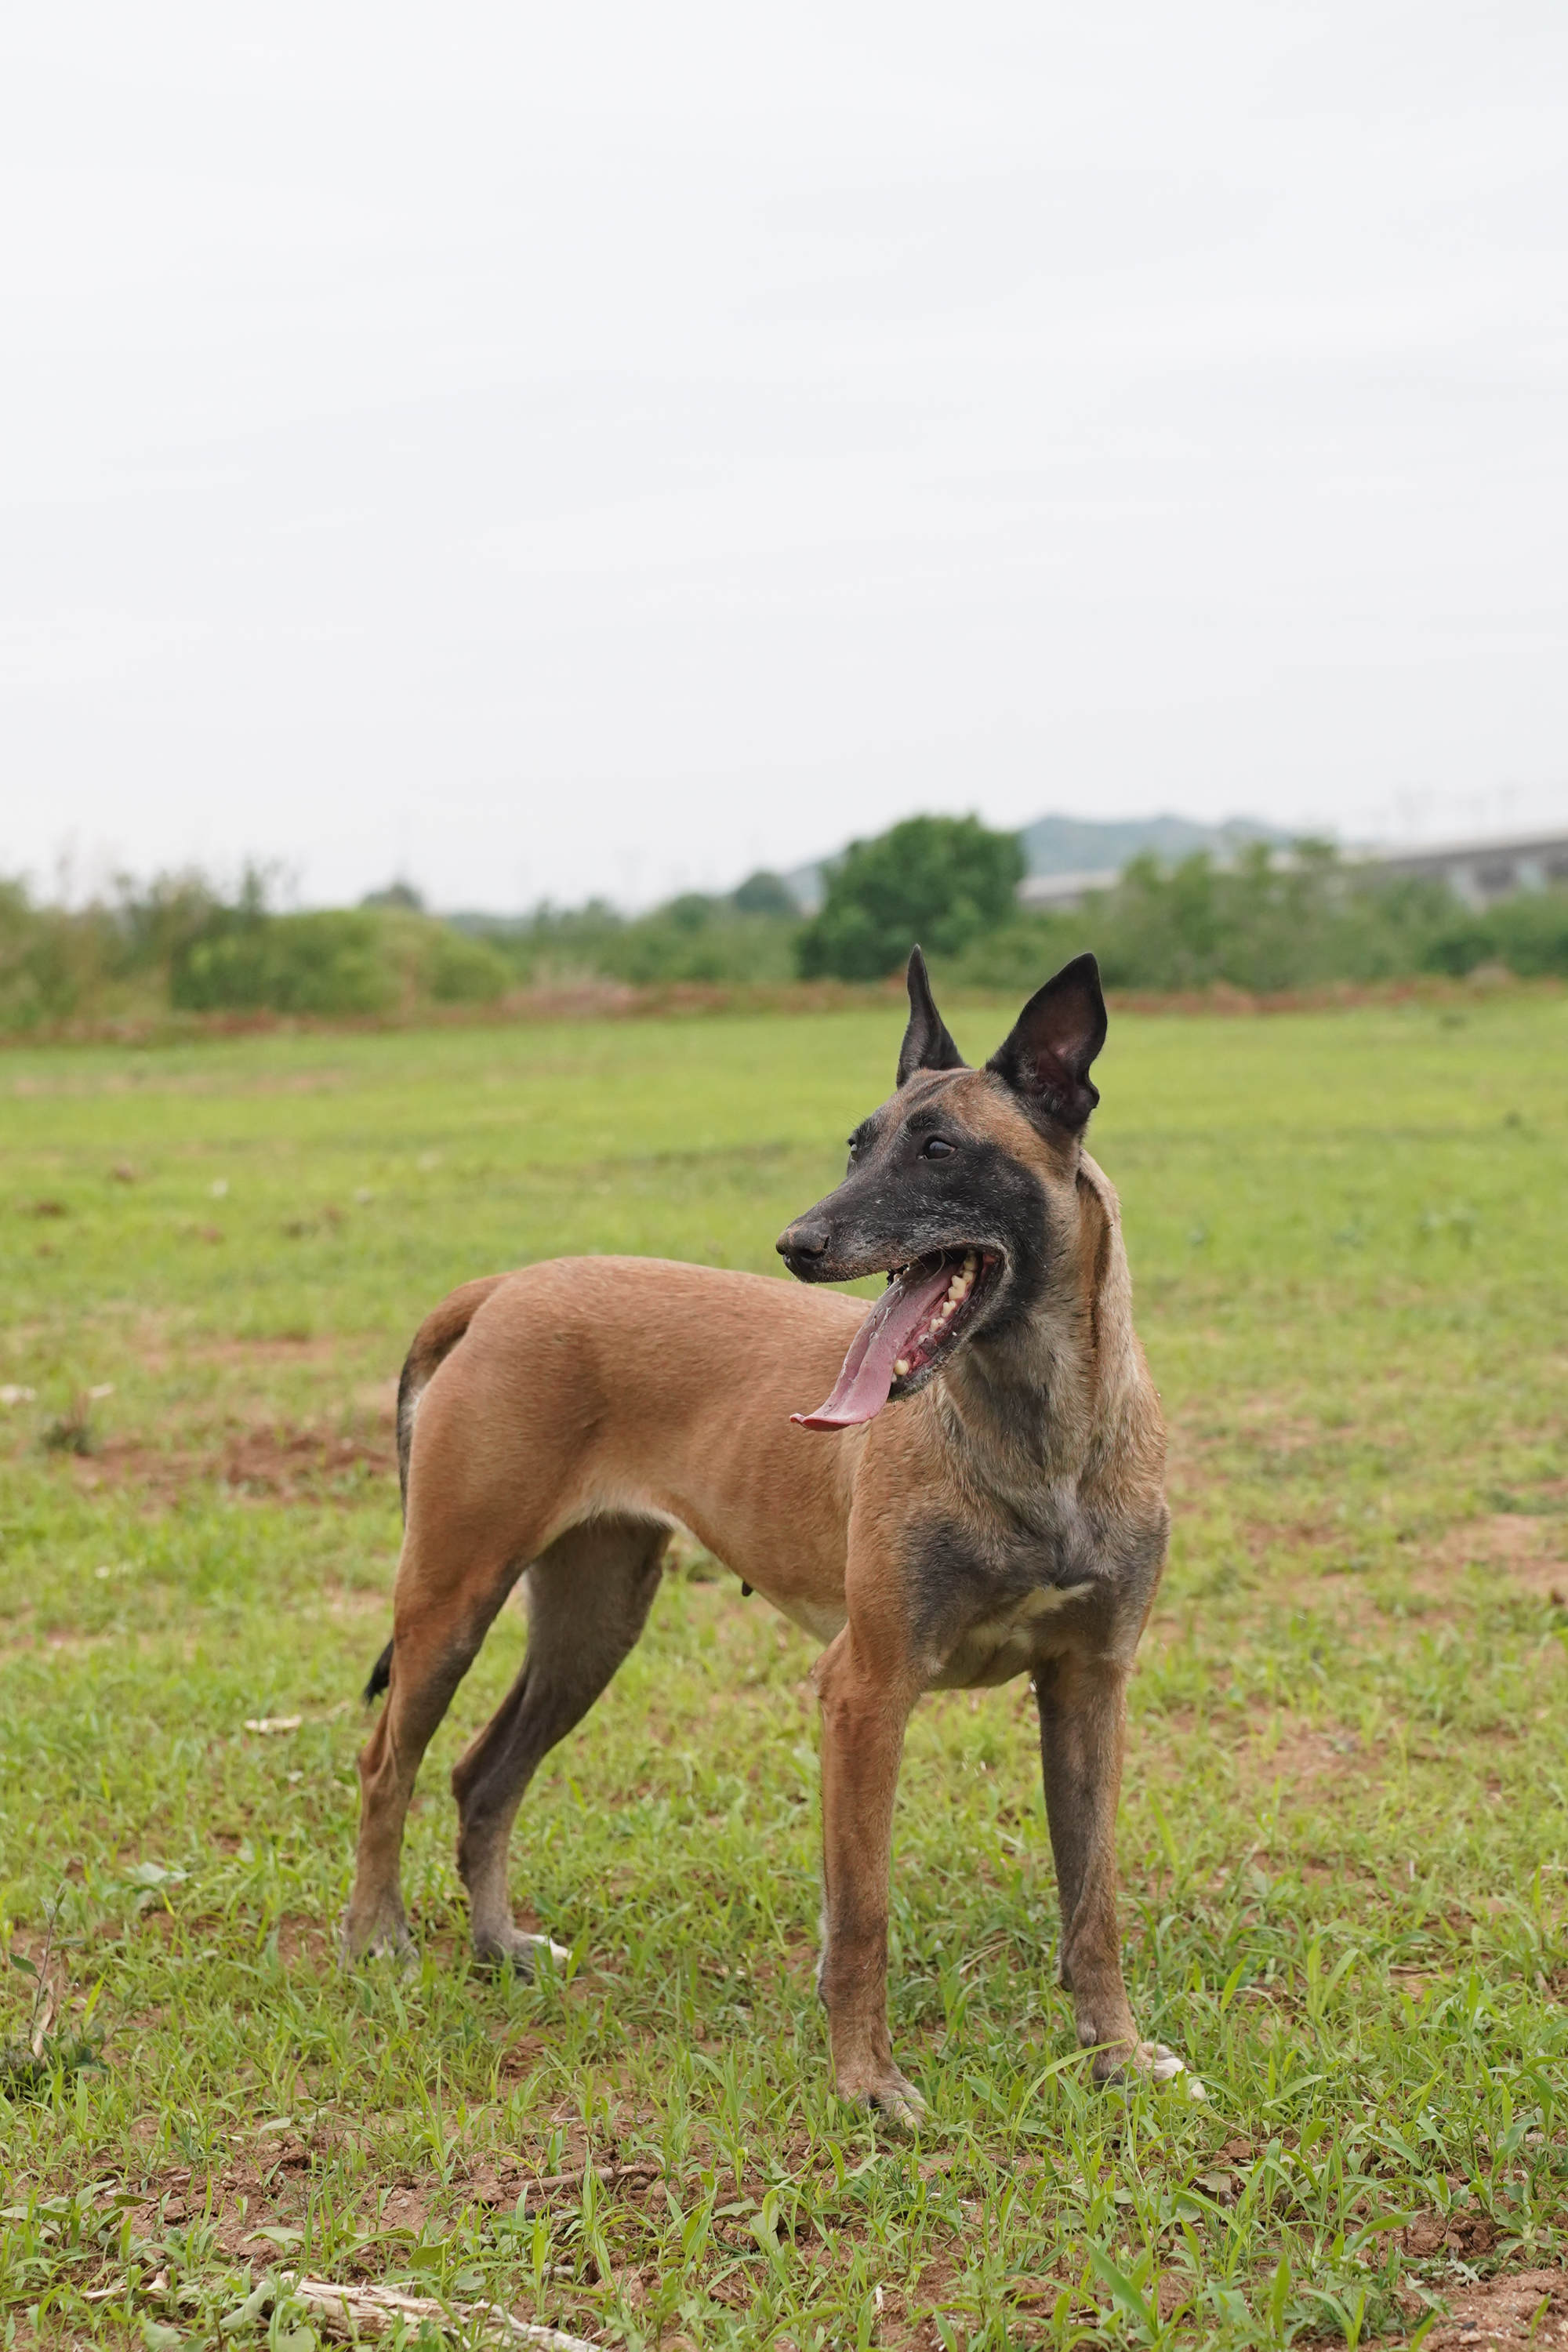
[521,1934,572,1967]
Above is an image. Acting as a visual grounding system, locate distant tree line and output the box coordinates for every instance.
[2,815,1566,1029]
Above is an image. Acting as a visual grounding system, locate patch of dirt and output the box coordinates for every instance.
[1403,2266,1568,2350]
[1425,1512,1568,1602]
[271,1915,336,1969]
[1137,1704,1377,1806]
[183,1334,358,1370]
[1244,1720,1369,1792]
[376,2183,432,2234]
[1155,1497,1566,1642]
[1403,2211,1507,2260]
[67,1421,397,1504]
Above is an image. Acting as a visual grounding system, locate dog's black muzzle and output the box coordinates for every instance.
[775,1211,838,1283]
[776,1181,959,1290]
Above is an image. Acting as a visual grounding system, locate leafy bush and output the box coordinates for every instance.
[797,815,1025,981]
[419,924,514,1003]
[459,889,800,988]
[943,844,1465,996]
[169,903,514,1016]
[172,908,401,1016]
[1425,887,1568,978]
[0,869,227,1028]
[603,897,798,985]
[0,880,85,1027]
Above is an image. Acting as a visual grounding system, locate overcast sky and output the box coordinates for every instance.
[2,4,1565,910]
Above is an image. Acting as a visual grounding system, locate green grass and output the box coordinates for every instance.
[1,993,1565,2350]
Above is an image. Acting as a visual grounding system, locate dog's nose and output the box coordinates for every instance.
[777,1216,829,1262]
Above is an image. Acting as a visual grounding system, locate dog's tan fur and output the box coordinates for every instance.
[345,1011,1175,2120]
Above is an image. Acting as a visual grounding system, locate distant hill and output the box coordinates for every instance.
[783,811,1287,912]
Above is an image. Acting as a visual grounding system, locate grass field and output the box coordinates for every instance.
[1,993,1565,2351]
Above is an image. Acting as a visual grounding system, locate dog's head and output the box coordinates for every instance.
[777,946,1107,1428]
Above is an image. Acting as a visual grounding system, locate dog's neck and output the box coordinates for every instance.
[937,1309,1097,1501]
[932,1174,1140,1514]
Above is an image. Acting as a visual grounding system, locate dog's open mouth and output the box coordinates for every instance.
[791,1248,1002,1432]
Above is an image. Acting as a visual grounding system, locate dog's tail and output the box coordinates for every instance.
[365,1273,510,1708]
[393,1272,510,1515]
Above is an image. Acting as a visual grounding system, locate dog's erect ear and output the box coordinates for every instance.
[987,953,1107,1131]
[897,946,967,1088]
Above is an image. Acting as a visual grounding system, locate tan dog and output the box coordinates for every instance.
[345,949,1180,2118]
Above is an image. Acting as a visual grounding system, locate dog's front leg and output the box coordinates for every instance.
[812,1628,924,2125]
[1033,1650,1184,2085]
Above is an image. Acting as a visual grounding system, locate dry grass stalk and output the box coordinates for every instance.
[285,2277,597,2351]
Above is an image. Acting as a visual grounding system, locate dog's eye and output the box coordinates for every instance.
[920,1137,956,1160]
[846,1138,859,1159]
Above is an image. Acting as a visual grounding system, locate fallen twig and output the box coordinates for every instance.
[527,2159,662,2197]
[514,2154,662,2192]
[285,2277,596,2350]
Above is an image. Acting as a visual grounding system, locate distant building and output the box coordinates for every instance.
[1016,826,1568,914]
[1357,828,1568,908]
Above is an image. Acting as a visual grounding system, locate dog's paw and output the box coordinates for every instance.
[476,1929,572,1980]
[1097,2039,1196,2093]
[844,2071,927,2132]
[1136,2040,1191,2085]
[339,1913,416,1971]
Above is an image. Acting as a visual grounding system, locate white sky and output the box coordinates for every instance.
[2,3,1565,910]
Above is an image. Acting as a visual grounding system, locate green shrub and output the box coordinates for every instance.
[797,815,1025,981]
[0,882,83,1026]
[463,893,801,988]
[419,925,513,1004]
[941,845,1461,996]
[1425,887,1568,978]
[604,898,798,985]
[172,909,399,1016]
[170,902,514,1016]
[0,877,190,1027]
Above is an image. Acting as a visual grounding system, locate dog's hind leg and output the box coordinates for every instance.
[451,1515,668,1974]
[343,1540,524,1967]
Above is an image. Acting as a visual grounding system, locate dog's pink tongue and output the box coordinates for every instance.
[792,1262,953,1431]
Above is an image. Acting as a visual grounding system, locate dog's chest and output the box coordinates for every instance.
[926,1578,1092,1689]
[911,1504,1102,1690]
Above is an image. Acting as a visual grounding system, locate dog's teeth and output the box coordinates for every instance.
[963,1251,977,1273]
[894,1358,909,1377]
